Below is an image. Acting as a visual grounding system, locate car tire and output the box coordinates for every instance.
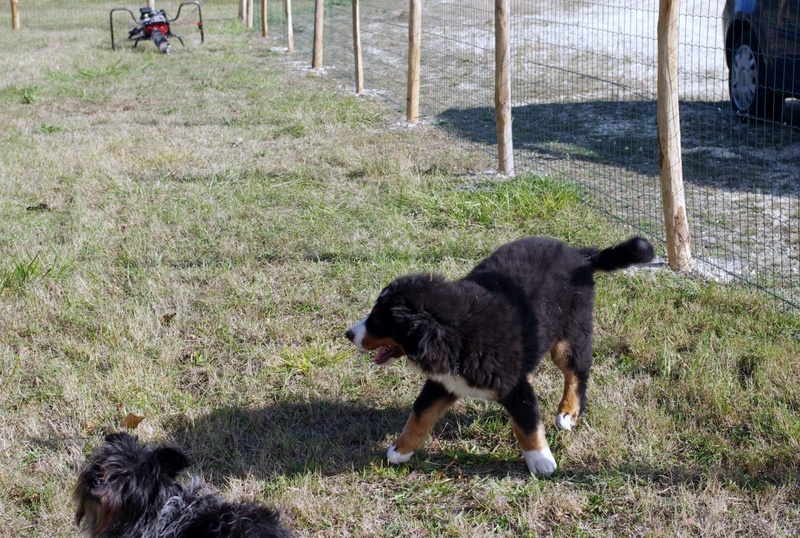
[728,32,783,120]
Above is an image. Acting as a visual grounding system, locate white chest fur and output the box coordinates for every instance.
[407,361,497,400]
[407,360,497,401]
[429,372,498,400]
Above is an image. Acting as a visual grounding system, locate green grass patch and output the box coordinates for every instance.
[1,8,799,538]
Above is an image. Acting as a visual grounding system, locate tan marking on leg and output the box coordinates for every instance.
[550,340,581,420]
[393,396,455,455]
[511,419,557,475]
[510,419,548,452]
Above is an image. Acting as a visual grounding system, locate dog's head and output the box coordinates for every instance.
[74,432,189,537]
[345,273,452,368]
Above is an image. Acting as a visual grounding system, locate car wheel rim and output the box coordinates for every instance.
[731,44,758,112]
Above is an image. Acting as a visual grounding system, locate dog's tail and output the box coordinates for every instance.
[586,236,655,272]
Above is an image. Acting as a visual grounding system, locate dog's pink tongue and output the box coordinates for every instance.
[374,346,393,365]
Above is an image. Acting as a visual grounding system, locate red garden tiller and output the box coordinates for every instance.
[110,2,204,54]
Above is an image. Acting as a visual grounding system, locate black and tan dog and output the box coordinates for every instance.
[75,432,292,538]
[346,236,654,475]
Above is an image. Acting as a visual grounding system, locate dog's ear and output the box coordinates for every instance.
[153,446,190,479]
[400,310,447,364]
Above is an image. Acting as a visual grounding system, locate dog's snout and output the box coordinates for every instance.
[346,318,367,348]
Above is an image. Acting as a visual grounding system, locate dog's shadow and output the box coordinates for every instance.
[167,400,409,484]
[166,400,532,484]
[160,400,799,491]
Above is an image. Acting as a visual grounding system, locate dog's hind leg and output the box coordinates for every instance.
[501,381,557,476]
[550,339,590,431]
[389,379,457,464]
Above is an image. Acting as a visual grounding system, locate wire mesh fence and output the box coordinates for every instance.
[3,0,799,312]
[287,0,800,313]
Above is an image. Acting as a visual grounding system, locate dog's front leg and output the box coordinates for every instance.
[501,381,557,476]
[389,379,457,464]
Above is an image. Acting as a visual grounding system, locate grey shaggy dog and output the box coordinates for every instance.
[74,432,292,538]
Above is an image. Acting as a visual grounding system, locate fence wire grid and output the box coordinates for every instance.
[292,0,800,313]
[5,0,800,312]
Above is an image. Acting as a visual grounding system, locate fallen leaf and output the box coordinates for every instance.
[122,413,145,429]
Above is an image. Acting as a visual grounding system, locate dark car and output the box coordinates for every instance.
[723,0,800,119]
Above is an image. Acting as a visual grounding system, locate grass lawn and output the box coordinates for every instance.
[1,11,799,538]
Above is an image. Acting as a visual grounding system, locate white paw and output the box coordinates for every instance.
[556,413,573,431]
[523,448,557,476]
[387,445,414,464]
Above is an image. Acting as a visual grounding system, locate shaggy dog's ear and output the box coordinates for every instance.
[153,447,190,479]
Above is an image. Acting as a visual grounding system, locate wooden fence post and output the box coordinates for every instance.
[312,0,324,68]
[239,0,246,22]
[261,0,268,37]
[657,0,692,271]
[285,0,294,52]
[352,0,363,93]
[494,0,514,176]
[10,0,20,30]
[148,0,155,9]
[406,0,421,123]
[247,0,254,29]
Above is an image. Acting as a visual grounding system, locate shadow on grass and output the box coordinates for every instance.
[406,446,799,493]
[438,100,659,178]
[165,398,798,492]
[438,99,800,196]
[165,399,531,483]
[167,399,409,482]
[558,458,800,494]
